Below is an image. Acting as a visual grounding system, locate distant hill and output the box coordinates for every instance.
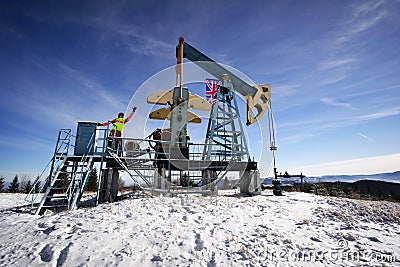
[350,180,400,199]
[311,180,400,201]
[310,171,400,183]
[262,171,400,185]
[261,170,400,201]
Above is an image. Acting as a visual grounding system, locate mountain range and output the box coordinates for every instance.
[262,170,400,185]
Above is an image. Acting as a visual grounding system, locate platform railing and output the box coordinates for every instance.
[100,136,246,162]
[101,136,245,193]
[66,129,97,209]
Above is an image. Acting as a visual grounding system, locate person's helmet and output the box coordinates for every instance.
[118,112,124,118]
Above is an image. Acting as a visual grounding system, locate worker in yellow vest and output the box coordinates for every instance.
[99,107,137,150]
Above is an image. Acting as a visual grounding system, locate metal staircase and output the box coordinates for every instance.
[34,156,94,215]
[67,156,94,210]
[108,149,152,187]
[26,128,96,215]
[25,129,71,214]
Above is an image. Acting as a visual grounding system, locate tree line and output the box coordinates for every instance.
[0,168,99,193]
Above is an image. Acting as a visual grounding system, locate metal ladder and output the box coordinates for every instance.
[28,129,96,215]
[25,129,72,214]
[67,156,94,210]
[34,156,94,215]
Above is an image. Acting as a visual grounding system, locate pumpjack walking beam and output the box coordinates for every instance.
[175,37,268,195]
[177,38,271,125]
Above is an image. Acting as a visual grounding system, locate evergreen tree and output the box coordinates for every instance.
[376,186,384,200]
[41,177,48,193]
[19,180,26,193]
[33,176,41,193]
[23,180,33,194]
[58,174,69,193]
[85,168,98,192]
[0,176,5,193]
[367,185,371,195]
[19,174,31,193]
[8,175,20,193]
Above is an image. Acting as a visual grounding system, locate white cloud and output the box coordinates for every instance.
[23,6,174,58]
[278,119,319,129]
[59,63,124,109]
[358,133,374,143]
[7,80,81,130]
[355,106,400,121]
[336,1,388,45]
[117,27,174,57]
[320,97,358,110]
[273,84,299,98]
[278,133,315,144]
[6,62,129,131]
[353,0,385,19]
[320,72,350,85]
[319,58,356,71]
[277,104,399,146]
[317,57,356,85]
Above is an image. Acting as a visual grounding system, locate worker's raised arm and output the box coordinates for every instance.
[98,118,115,126]
[125,106,137,123]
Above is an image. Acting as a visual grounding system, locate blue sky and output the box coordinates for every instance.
[1,0,399,182]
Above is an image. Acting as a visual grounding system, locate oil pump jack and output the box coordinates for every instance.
[146,37,275,195]
[27,37,286,215]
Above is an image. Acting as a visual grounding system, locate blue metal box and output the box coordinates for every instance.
[74,121,97,156]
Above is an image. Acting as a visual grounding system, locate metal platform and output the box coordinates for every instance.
[26,125,261,215]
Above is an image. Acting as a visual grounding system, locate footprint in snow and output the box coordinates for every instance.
[37,222,48,229]
[56,242,72,266]
[42,225,56,235]
[209,227,215,236]
[368,236,381,243]
[195,233,205,251]
[151,255,163,262]
[39,244,54,262]
[208,251,217,267]
[310,236,322,242]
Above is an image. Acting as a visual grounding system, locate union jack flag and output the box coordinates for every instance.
[205,79,221,103]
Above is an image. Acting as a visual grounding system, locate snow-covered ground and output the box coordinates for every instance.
[0,191,399,267]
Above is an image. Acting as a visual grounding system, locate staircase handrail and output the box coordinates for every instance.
[107,149,151,187]
[25,129,72,213]
[66,129,96,208]
[32,157,68,215]
[70,156,94,210]
[96,123,110,206]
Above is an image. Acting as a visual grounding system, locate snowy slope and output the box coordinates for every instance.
[0,191,399,267]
